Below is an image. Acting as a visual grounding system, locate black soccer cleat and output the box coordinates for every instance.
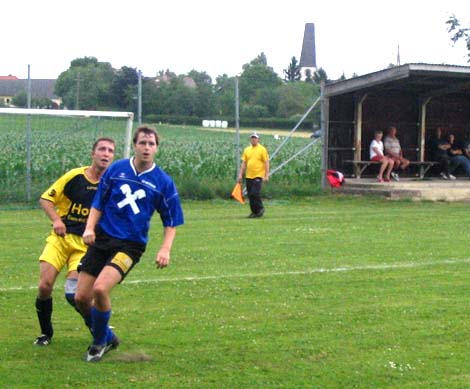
[34,334,52,346]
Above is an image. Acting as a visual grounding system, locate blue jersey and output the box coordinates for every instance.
[92,158,184,244]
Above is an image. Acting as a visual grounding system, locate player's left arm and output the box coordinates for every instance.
[156,226,176,269]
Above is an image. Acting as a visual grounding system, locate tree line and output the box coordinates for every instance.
[8,54,326,128]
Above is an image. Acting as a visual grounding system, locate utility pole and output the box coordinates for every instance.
[235,76,240,179]
[138,70,142,125]
[26,65,32,202]
[75,72,80,110]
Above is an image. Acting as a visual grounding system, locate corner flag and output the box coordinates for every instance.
[231,183,245,204]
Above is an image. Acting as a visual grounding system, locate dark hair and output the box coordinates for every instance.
[132,125,160,146]
[92,137,115,151]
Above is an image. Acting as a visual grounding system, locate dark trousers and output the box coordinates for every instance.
[450,155,470,176]
[246,177,264,215]
[438,155,451,175]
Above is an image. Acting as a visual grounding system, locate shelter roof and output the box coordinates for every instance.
[324,63,470,98]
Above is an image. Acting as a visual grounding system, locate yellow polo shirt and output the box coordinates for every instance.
[242,144,269,179]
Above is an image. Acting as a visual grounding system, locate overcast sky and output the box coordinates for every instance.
[2,0,469,82]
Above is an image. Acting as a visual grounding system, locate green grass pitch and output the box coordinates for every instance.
[1,196,470,387]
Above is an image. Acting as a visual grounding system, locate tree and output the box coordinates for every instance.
[277,82,320,119]
[55,57,115,110]
[188,70,216,117]
[239,61,281,118]
[239,55,282,108]
[248,52,268,66]
[11,91,53,108]
[11,91,27,108]
[313,67,328,84]
[167,76,196,116]
[70,57,99,67]
[214,74,236,116]
[283,56,301,82]
[141,76,163,115]
[187,69,212,86]
[110,66,139,110]
[252,87,279,116]
[447,15,470,62]
[304,69,313,83]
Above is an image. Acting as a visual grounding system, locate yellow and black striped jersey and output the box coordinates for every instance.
[40,166,98,236]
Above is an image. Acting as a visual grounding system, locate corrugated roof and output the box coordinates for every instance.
[324,63,470,98]
[0,79,57,98]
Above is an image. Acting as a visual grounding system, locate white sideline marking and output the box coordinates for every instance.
[2,258,470,293]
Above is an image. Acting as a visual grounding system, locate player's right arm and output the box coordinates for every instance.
[238,161,246,182]
[40,198,66,237]
[82,208,102,245]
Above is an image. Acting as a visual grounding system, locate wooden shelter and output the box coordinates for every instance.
[321,63,470,181]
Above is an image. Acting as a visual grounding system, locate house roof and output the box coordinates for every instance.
[154,74,197,89]
[0,75,18,80]
[0,79,57,98]
[323,63,470,98]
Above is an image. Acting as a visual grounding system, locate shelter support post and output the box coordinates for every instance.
[419,97,432,162]
[353,94,368,177]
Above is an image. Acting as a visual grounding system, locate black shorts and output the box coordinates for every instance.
[78,228,146,281]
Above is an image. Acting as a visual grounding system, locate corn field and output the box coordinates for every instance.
[0,116,321,206]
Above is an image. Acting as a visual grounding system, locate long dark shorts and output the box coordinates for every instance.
[78,228,146,281]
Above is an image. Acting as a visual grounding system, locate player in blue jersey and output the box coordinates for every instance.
[34,138,115,346]
[75,125,184,362]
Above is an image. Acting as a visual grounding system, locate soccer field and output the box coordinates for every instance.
[1,197,469,387]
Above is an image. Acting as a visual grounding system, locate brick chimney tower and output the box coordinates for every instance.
[299,23,317,80]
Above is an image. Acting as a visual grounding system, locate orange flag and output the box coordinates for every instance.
[231,182,245,204]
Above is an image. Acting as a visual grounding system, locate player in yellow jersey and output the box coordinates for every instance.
[238,132,270,218]
[34,138,115,346]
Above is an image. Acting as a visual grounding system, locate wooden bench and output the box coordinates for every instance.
[344,160,437,179]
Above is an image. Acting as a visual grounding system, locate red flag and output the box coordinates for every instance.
[231,183,245,204]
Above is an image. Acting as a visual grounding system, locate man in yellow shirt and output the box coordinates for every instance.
[238,132,270,218]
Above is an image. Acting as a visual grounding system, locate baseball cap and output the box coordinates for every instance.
[250,132,259,139]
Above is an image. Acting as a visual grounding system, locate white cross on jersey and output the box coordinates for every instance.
[117,184,146,214]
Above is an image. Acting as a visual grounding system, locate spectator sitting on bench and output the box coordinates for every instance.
[447,133,470,178]
[428,127,455,180]
[369,130,394,182]
[384,126,410,181]
[461,132,470,161]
